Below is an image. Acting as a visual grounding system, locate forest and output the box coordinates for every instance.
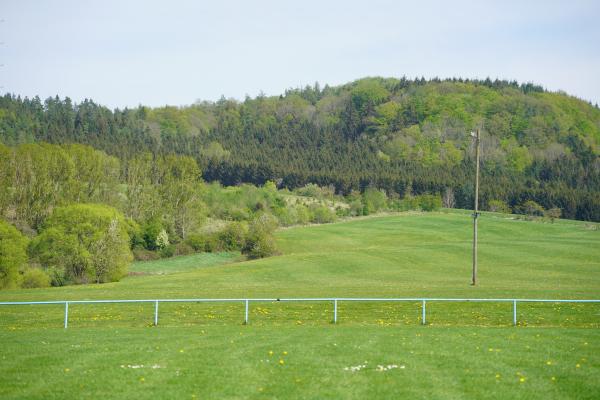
[1,77,599,289]
[1,77,598,221]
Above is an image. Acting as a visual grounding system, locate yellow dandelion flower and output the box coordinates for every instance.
[140,377,145,382]
[283,351,288,355]
[551,377,556,381]
[179,349,185,353]
[519,377,526,383]
[268,350,273,356]
[546,361,552,365]
[64,368,70,372]
[576,364,580,368]
[279,359,284,365]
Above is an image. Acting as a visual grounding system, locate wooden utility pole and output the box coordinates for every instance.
[472,128,480,286]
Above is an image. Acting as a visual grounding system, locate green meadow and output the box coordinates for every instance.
[1,211,599,399]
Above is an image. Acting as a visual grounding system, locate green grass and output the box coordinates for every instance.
[0,211,599,399]
[0,326,598,399]
[128,251,242,275]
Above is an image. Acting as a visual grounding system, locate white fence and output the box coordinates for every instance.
[1,297,599,329]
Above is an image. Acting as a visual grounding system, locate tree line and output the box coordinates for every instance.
[0,76,598,224]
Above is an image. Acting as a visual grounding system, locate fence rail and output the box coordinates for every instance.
[1,298,599,329]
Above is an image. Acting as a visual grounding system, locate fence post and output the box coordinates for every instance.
[154,301,159,326]
[513,300,517,326]
[244,300,249,325]
[422,300,426,325]
[64,301,69,329]
[333,299,338,324]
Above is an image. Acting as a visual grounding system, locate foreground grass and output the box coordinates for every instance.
[0,325,597,399]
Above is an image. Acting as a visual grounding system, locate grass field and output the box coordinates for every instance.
[128,251,242,275]
[1,211,599,399]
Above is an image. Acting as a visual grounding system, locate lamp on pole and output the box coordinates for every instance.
[470,128,480,286]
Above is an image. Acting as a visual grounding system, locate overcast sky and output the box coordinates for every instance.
[2,0,599,108]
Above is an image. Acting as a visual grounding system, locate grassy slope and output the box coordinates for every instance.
[128,251,241,275]
[1,211,599,399]
[1,211,598,301]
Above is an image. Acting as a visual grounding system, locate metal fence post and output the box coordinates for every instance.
[64,301,69,329]
[333,299,338,324]
[154,300,159,326]
[244,300,249,324]
[422,300,426,325]
[513,300,517,326]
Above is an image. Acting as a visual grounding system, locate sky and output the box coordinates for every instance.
[2,0,600,108]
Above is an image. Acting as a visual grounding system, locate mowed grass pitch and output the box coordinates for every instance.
[0,211,599,399]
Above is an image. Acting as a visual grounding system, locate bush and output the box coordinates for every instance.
[392,196,420,211]
[295,183,324,199]
[417,194,442,211]
[363,188,388,214]
[336,206,350,217]
[273,206,298,227]
[29,204,133,284]
[224,207,251,222]
[488,199,511,214]
[295,205,310,225]
[141,218,163,250]
[174,242,195,256]
[156,229,170,249]
[252,213,279,233]
[0,219,29,289]
[160,244,176,258]
[241,214,278,259]
[242,230,277,259]
[348,199,364,216]
[518,200,545,218]
[309,204,337,223]
[46,267,66,287]
[126,219,144,249]
[544,207,562,223]
[185,233,220,252]
[185,234,206,252]
[20,268,51,288]
[205,233,224,252]
[217,222,249,251]
[132,248,161,261]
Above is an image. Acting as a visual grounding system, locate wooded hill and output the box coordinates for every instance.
[1,77,599,221]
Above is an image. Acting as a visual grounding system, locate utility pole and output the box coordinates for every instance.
[471,128,480,285]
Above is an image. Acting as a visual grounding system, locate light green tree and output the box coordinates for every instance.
[29,204,133,284]
[12,143,75,230]
[0,144,13,215]
[62,144,121,205]
[0,219,29,289]
[157,155,202,239]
